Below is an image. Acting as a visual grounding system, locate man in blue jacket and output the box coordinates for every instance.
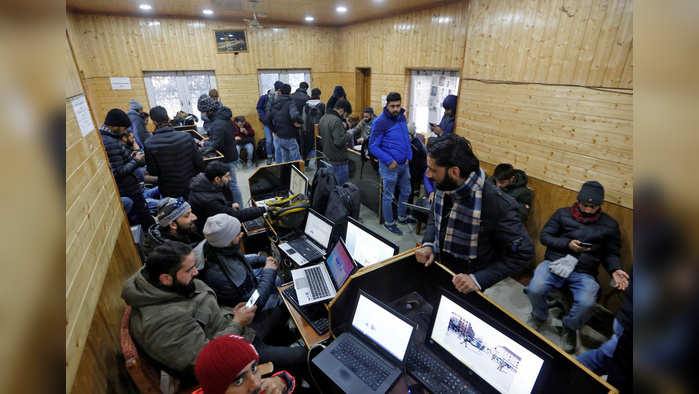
[256,87,276,165]
[430,94,457,137]
[369,92,414,235]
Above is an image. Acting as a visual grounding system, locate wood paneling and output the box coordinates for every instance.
[464,0,633,89]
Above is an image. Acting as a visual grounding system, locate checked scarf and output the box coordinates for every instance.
[571,202,601,224]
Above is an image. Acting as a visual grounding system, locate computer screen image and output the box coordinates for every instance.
[345,219,398,267]
[325,240,356,290]
[305,211,332,249]
[430,295,545,394]
[290,165,308,196]
[352,293,414,361]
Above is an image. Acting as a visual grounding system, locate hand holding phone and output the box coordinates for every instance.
[246,290,260,308]
[579,242,593,248]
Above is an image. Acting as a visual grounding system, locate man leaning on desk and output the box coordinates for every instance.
[415,134,534,294]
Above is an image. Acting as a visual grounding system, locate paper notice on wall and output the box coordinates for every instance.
[381,95,387,107]
[71,94,95,137]
[110,77,132,90]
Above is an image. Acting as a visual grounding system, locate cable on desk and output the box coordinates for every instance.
[306,342,327,393]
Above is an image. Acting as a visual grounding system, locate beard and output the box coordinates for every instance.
[171,278,196,296]
[580,209,599,217]
[436,173,460,191]
[174,221,198,237]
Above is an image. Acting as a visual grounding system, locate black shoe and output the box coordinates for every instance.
[384,223,403,235]
[398,216,417,224]
[526,314,546,331]
[266,158,273,165]
[561,327,577,354]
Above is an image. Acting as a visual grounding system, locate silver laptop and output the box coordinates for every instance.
[255,164,308,207]
[291,239,358,306]
[277,209,333,266]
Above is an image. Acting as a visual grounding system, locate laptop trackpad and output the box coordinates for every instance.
[339,368,352,380]
[296,277,309,289]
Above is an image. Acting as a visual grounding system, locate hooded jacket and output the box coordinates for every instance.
[206,105,238,163]
[144,125,205,198]
[438,94,457,136]
[256,93,269,123]
[233,120,255,146]
[140,223,204,259]
[99,125,145,197]
[290,88,310,114]
[326,86,347,112]
[201,101,222,134]
[121,270,254,377]
[128,109,150,146]
[319,109,350,164]
[265,94,302,139]
[487,169,533,222]
[368,107,413,165]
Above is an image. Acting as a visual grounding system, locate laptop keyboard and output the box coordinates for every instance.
[288,238,324,262]
[306,266,331,299]
[331,337,392,391]
[406,347,475,394]
[281,286,329,335]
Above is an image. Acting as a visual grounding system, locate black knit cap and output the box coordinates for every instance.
[578,181,605,205]
[104,108,131,127]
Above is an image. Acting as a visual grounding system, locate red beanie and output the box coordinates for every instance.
[195,335,259,394]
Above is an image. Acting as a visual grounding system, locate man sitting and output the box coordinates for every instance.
[524,181,630,353]
[142,197,202,258]
[233,116,256,168]
[488,163,533,222]
[189,161,267,233]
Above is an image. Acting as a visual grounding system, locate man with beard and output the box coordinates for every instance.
[524,181,629,353]
[415,134,533,296]
[142,197,203,258]
[122,241,256,381]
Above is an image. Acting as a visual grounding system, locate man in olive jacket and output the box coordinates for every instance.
[319,99,352,185]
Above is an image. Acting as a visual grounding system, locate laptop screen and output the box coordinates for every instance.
[430,294,545,394]
[325,240,355,290]
[304,211,332,249]
[352,293,414,362]
[290,165,308,196]
[345,219,397,267]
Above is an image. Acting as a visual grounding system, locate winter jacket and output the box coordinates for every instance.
[354,117,374,141]
[121,270,254,377]
[487,169,533,222]
[409,136,427,187]
[233,120,256,146]
[319,110,350,164]
[141,224,204,259]
[99,125,145,197]
[256,93,269,123]
[188,173,266,233]
[438,114,455,136]
[302,99,326,157]
[540,206,622,278]
[202,101,222,134]
[422,180,534,290]
[265,94,302,139]
[205,105,238,163]
[263,91,277,127]
[326,86,347,112]
[290,88,310,114]
[369,107,413,165]
[128,109,150,146]
[144,125,205,198]
[424,170,436,195]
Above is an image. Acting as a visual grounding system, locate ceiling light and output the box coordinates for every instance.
[202,9,214,15]
[336,6,347,13]
[304,15,314,22]
[139,4,152,10]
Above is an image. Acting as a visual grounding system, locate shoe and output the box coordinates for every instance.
[247,161,254,168]
[384,223,403,235]
[526,314,546,331]
[266,158,273,165]
[398,216,417,224]
[561,326,577,354]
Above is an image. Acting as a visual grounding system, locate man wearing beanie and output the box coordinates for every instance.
[301,88,325,165]
[194,335,295,394]
[99,108,154,229]
[525,180,630,353]
[127,99,151,146]
[198,214,307,376]
[122,241,256,381]
[198,94,243,206]
[262,81,285,163]
[141,196,203,258]
[430,94,457,136]
[265,83,304,163]
[144,106,205,199]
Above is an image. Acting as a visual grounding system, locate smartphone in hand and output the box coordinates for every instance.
[579,242,593,248]
[246,290,260,308]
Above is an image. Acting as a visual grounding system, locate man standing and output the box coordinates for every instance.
[290,81,310,113]
[266,84,303,163]
[415,134,533,295]
[202,89,223,134]
[319,99,353,185]
[302,88,325,164]
[197,95,243,206]
[354,107,375,145]
[525,181,629,353]
[127,99,150,146]
[488,163,533,222]
[264,81,284,163]
[369,92,413,235]
[99,108,154,229]
[142,197,202,258]
[430,94,457,137]
[256,89,275,165]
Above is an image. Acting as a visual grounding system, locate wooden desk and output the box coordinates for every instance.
[277,283,329,349]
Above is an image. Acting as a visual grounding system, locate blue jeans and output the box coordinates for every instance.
[525,260,600,330]
[378,162,411,225]
[577,319,623,375]
[332,162,349,185]
[273,135,281,163]
[121,197,133,214]
[236,143,255,164]
[278,137,301,162]
[263,125,274,160]
[227,161,244,206]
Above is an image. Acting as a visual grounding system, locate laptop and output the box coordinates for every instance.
[344,216,399,267]
[277,209,334,267]
[255,164,308,207]
[313,290,415,393]
[290,238,358,306]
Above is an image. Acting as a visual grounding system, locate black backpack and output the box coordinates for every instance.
[324,183,361,238]
[309,167,337,213]
[255,138,267,161]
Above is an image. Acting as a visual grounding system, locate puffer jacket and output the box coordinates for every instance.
[188,173,266,233]
[290,88,310,113]
[206,105,238,163]
[202,101,222,134]
[144,125,205,198]
[319,109,350,164]
[369,107,412,165]
[128,109,150,146]
[140,224,204,260]
[540,206,622,277]
[233,120,255,146]
[487,169,533,222]
[121,270,254,377]
[327,86,347,112]
[99,125,144,197]
[265,94,302,139]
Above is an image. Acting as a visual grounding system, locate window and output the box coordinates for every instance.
[143,71,217,128]
[258,69,311,96]
[408,70,460,135]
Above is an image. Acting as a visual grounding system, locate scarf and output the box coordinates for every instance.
[571,202,601,224]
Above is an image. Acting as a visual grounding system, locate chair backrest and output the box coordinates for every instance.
[120,306,164,393]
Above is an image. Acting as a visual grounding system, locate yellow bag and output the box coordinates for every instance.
[267,193,310,229]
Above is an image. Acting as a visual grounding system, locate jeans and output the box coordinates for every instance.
[332,162,349,185]
[236,143,255,165]
[277,137,301,162]
[121,197,133,214]
[263,125,274,159]
[577,319,623,375]
[227,161,244,206]
[127,190,155,229]
[273,135,282,163]
[378,162,411,225]
[525,260,600,330]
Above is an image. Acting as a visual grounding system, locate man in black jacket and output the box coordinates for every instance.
[488,163,533,222]
[197,95,243,206]
[290,81,310,114]
[265,84,303,163]
[318,99,352,185]
[189,161,267,233]
[415,134,533,295]
[144,106,204,199]
[525,181,630,353]
[99,108,154,229]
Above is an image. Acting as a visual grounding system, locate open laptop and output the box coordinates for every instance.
[255,164,308,207]
[313,290,415,393]
[290,238,358,306]
[277,209,334,266]
[344,216,399,267]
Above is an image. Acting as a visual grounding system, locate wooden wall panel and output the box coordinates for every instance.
[66,37,83,98]
[83,77,149,128]
[464,0,633,89]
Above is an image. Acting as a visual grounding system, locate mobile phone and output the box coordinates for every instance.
[429,122,437,128]
[579,242,593,248]
[246,290,260,308]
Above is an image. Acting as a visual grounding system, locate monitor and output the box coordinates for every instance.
[304,210,333,249]
[290,165,308,196]
[352,292,414,362]
[324,239,356,290]
[429,293,547,394]
[345,217,399,267]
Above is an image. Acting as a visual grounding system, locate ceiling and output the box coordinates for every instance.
[66,0,457,26]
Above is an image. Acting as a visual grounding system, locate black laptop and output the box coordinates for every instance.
[277,209,334,266]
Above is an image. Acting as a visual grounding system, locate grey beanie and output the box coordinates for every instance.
[578,181,605,205]
[203,214,241,248]
[129,99,143,111]
[156,197,191,227]
[197,94,218,113]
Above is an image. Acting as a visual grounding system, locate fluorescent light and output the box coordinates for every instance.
[139,4,152,10]
[336,6,347,13]
[304,15,314,22]
[202,9,214,15]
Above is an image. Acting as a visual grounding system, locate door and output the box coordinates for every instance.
[408,70,460,135]
[355,68,371,112]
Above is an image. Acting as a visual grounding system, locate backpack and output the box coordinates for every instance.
[266,193,310,229]
[256,138,267,161]
[360,137,379,171]
[309,167,337,213]
[324,183,361,238]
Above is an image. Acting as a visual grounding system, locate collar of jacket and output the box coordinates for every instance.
[326,109,344,121]
[99,124,121,139]
[154,125,174,134]
[382,106,405,120]
[445,168,485,201]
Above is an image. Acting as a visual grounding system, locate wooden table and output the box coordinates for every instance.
[277,283,329,349]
